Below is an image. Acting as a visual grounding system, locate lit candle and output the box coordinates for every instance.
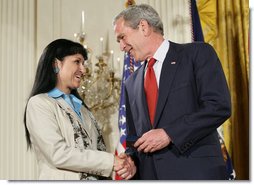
[117,57,121,71]
[100,37,104,55]
[81,11,85,32]
[110,50,114,70]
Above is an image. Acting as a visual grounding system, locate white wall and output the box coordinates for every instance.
[0,0,191,179]
[0,0,37,179]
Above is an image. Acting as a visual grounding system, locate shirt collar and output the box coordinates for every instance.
[70,94,82,112]
[153,39,170,63]
[48,88,82,107]
[48,87,83,115]
[48,88,64,98]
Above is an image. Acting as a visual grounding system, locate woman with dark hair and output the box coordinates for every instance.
[23,39,130,180]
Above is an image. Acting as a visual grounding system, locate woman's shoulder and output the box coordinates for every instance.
[29,93,49,101]
[28,93,53,107]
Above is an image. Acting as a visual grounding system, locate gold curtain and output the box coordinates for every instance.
[197,0,249,180]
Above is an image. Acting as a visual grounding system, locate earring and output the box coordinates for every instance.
[53,67,59,73]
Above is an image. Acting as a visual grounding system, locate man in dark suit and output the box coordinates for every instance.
[113,4,231,180]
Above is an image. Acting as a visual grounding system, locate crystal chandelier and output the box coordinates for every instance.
[74,11,121,127]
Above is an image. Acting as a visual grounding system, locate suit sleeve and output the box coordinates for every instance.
[26,95,114,177]
[124,85,140,179]
[163,43,231,154]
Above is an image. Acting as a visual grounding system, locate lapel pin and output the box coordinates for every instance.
[171,61,176,64]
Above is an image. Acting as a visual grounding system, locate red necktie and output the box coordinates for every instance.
[144,58,158,125]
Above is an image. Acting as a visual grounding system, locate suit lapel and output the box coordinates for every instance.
[154,42,179,127]
[56,98,92,139]
[134,63,152,131]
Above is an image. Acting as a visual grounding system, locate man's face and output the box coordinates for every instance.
[114,17,145,61]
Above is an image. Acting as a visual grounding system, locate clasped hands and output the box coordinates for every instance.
[114,153,136,180]
[113,129,171,179]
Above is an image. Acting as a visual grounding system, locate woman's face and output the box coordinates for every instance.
[55,53,85,94]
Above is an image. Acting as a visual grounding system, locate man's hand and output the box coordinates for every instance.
[134,129,171,153]
[114,153,136,180]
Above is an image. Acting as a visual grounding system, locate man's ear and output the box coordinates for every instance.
[139,19,152,36]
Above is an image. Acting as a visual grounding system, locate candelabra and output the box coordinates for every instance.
[74,13,121,128]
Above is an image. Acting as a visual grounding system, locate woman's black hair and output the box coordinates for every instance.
[23,39,88,149]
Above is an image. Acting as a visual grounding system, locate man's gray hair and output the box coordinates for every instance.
[113,4,164,35]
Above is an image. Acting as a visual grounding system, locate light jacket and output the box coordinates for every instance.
[26,93,114,180]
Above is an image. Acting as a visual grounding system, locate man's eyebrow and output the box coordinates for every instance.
[117,34,124,42]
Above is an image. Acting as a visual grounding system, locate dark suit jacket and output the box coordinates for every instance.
[125,41,231,180]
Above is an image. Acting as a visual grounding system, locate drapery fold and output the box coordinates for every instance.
[197,0,249,180]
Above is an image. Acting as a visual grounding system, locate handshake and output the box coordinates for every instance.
[113,153,136,180]
[112,129,171,179]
